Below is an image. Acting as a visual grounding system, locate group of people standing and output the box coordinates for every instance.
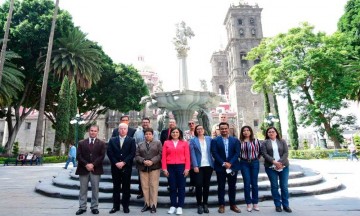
[73,114,292,215]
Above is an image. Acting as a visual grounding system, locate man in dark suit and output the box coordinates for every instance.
[107,123,136,214]
[75,125,106,215]
[111,115,136,138]
[211,122,242,214]
[160,118,177,145]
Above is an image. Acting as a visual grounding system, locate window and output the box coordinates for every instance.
[219,85,225,95]
[239,28,244,36]
[238,18,243,25]
[217,62,222,66]
[250,18,255,25]
[254,57,260,64]
[25,122,31,130]
[253,101,258,106]
[240,52,248,67]
[254,119,259,127]
[251,28,256,36]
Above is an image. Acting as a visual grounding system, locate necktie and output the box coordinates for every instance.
[120,137,124,149]
[146,142,150,151]
[89,138,94,152]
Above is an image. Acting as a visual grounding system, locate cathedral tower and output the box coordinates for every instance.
[214,3,264,132]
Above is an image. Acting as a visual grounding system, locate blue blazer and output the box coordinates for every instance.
[211,136,241,172]
[107,136,136,169]
[190,136,214,168]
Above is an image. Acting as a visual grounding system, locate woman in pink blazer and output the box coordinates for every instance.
[162,127,190,215]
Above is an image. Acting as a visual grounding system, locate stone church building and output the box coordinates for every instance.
[211,3,264,133]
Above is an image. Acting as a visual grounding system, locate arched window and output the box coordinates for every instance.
[219,85,225,95]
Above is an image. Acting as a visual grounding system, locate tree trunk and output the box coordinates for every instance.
[302,86,341,148]
[4,105,34,154]
[34,0,60,151]
[0,0,15,84]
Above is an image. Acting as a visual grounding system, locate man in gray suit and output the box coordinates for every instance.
[75,125,106,215]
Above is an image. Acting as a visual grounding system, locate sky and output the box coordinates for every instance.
[0,0,349,90]
[51,0,349,91]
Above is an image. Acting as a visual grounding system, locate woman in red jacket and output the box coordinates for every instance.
[162,127,190,215]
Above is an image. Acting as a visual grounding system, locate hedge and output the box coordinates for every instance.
[289,149,350,159]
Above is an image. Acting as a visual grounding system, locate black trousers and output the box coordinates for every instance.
[194,166,213,205]
[111,166,132,209]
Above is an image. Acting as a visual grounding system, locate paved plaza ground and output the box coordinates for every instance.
[0,159,359,216]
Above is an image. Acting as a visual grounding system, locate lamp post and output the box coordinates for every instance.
[264,113,279,127]
[70,114,86,148]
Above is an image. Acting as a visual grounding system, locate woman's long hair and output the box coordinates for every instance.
[169,127,183,140]
[239,125,254,142]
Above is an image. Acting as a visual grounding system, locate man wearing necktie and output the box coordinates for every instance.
[75,125,106,215]
[211,122,242,214]
[107,123,136,214]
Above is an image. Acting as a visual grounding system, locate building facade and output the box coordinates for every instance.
[211,3,264,133]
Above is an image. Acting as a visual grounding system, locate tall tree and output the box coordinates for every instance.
[0,0,14,84]
[0,0,75,153]
[37,28,102,90]
[54,75,70,155]
[67,79,77,145]
[260,86,271,136]
[34,0,60,150]
[287,90,299,149]
[273,93,282,137]
[247,23,357,148]
[338,0,360,101]
[0,51,23,107]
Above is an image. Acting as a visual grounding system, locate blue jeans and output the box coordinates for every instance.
[265,166,289,207]
[216,170,238,205]
[167,164,186,208]
[240,159,259,204]
[64,156,77,169]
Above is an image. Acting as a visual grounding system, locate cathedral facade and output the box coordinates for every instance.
[211,3,264,133]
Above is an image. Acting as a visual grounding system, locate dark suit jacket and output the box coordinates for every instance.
[261,139,289,168]
[160,128,171,145]
[107,136,136,170]
[112,127,136,138]
[75,138,106,175]
[211,136,241,172]
[135,140,162,171]
[160,128,183,145]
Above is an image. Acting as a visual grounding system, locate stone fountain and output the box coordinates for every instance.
[141,21,220,131]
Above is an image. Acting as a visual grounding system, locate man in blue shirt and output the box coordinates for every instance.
[64,143,77,169]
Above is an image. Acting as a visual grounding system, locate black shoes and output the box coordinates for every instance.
[276,206,282,212]
[109,208,119,214]
[197,205,203,214]
[189,186,195,192]
[141,205,151,212]
[91,209,99,214]
[123,207,130,213]
[150,205,156,213]
[283,206,292,213]
[203,204,209,213]
[75,209,86,215]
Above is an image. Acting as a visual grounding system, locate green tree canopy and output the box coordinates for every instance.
[247,23,358,148]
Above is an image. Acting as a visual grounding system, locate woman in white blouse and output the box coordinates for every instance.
[261,126,292,213]
[189,125,214,214]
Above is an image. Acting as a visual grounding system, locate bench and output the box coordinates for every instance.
[328,150,349,159]
[3,158,17,166]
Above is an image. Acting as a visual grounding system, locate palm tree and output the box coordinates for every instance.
[0,51,24,107]
[37,28,102,89]
[0,0,15,85]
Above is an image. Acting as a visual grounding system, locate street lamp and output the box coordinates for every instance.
[264,113,279,127]
[70,114,86,148]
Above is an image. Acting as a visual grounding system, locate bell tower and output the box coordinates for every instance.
[224,2,264,132]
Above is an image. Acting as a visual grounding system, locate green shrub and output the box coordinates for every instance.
[42,156,67,163]
[12,142,19,156]
[289,149,348,159]
[353,134,360,146]
[302,139,309,150]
